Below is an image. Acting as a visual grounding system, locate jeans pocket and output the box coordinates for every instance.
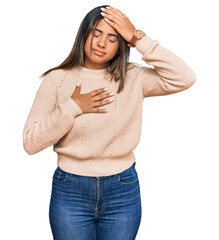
[53,167,68,184]
[115,169,139,185]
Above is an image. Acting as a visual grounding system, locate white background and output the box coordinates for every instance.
[1,0,218,239]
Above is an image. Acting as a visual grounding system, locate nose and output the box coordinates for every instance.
[97,36,107,48]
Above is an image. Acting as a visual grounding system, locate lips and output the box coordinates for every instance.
[93,49,106,56]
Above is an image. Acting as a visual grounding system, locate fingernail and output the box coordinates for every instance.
[106,6,110,9]
[101,12,105,15]
[76,82,80,86]
[100,7,106,11]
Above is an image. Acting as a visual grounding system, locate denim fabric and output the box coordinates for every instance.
[49,162,142,240]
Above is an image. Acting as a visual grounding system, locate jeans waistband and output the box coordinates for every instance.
[56,161,136,180]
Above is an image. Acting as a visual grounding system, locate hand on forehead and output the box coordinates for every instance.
[100,6,136,43]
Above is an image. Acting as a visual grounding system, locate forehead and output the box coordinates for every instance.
[93,19,118,35]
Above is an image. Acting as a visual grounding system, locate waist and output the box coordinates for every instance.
[57,152,136,177]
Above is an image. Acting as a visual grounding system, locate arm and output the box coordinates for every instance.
[135,35,196,98]
[23,72,83,155]
[100,7,196,98]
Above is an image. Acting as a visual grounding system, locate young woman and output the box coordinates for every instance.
[23,5,196,240]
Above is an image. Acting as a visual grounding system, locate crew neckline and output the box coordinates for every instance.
[73,65,110,79]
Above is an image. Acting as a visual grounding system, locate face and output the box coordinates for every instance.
[83,19,120,69]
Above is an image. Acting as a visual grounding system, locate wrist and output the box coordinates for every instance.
[127,29,146,48]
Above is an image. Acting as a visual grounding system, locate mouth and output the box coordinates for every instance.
[93,49,106,57]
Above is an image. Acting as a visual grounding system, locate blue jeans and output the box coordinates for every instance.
[49,162,142,240]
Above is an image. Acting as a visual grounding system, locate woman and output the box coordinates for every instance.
[23,5,196,240]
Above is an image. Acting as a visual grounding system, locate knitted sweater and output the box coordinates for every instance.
[23,35,196,177]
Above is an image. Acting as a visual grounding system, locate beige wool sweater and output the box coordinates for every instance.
[23,35,196,177]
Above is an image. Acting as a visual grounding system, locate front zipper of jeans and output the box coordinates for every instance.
[96,180,99,200]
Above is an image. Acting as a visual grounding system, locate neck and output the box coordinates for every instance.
[72,65,110,79]
[83,60,107,70]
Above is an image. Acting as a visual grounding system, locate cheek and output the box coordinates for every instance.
[84,44,94,61]
[110,44,119,56]
[84,40,90,53]
[84,35,93,53]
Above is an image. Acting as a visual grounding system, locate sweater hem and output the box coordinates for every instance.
[56,152,136,177]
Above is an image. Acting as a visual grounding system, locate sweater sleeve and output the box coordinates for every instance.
[135,35,196,98]
[23,72,83,155]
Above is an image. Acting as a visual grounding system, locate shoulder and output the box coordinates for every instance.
[49,68,69,80]
[45,68,70,88]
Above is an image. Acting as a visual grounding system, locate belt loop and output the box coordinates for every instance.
[113,174,118,179]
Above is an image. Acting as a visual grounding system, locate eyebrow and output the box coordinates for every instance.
[92,28,119,38]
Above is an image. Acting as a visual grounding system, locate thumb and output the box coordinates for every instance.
[75,82,81,93]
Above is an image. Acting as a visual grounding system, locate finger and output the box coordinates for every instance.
[76,82,81,91]
[90,88,108,97]
[101,11,120,22]
[103,17,119,29]
[104,6,125,18]
[101,12,121,25]
[101,7,124,20]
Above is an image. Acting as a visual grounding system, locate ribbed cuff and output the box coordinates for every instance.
[65,98,83,117]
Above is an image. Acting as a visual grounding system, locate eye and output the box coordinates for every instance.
[92,29,100,37]
[93,35,116,43]
[109,37,117,43]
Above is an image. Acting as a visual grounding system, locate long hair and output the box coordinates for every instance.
[39,5,135,93]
